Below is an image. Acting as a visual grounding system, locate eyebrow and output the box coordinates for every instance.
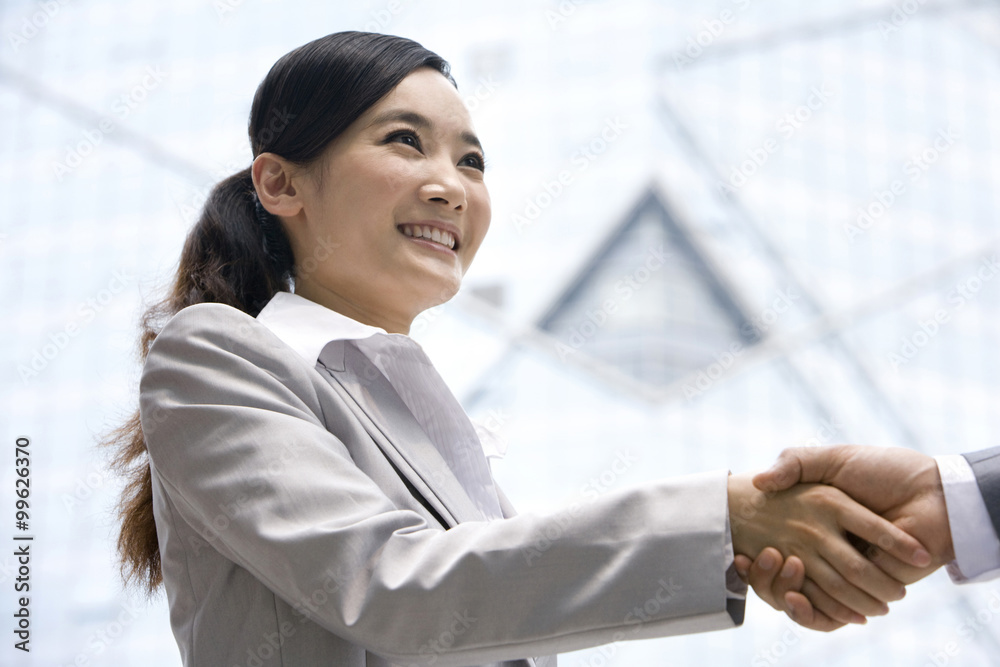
[368,109,485,155]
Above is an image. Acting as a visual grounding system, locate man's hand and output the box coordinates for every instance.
[754,445,952,575]
[727,471,929,627]
[750,445,952,628]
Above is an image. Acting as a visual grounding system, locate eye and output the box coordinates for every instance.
[460,152,487,172]
[385,129,422,152]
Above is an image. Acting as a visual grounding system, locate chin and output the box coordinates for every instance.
[420,271,461,300]
[416,285,460,314]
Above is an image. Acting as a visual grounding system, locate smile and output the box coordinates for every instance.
[398,223,458,250]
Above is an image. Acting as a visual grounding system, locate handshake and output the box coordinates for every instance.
[727,445,995,632]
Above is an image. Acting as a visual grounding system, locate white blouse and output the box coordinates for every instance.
[256,290,504,520]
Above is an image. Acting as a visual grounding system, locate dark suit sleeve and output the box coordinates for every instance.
[962,448,1000,538]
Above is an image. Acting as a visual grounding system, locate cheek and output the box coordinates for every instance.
[327,152,413,204]
[377,163,415,194]
[353,153,421,199]
[470,188,492,241]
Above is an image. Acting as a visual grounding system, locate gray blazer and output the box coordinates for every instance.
[139,302,741,667]
[965,448,1000,538]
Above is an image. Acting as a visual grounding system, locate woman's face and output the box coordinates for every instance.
[276,67,491,334]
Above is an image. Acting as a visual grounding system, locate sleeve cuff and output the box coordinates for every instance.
[936,455,1000,583]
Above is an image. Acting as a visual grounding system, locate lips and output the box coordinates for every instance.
[397,223,458,250]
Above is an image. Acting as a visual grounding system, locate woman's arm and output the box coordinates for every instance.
[141,303,740,665]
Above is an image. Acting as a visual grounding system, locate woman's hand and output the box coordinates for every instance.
[735,550,861,631]
[727,472,928,627]
[732,549,856,631]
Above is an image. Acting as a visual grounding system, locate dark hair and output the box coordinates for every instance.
[103,31,455,594]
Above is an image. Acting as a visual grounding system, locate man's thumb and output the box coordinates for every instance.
[752,455,802,493]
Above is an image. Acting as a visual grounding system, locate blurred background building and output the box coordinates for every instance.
[2,0,1000,664]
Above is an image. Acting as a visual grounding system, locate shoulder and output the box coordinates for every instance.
[142,302,326,407]
[153,302,266,346]
[149,302,292,365]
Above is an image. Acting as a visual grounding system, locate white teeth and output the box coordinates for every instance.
[399,224,455,249]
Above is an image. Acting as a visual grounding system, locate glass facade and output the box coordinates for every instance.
[2,0,999,664]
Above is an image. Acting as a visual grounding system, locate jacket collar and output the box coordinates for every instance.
[316,339,488,527]
[256,291,504,525]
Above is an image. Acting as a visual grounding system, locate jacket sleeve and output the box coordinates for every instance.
[139,302,743,667]
[964,448,1000,538]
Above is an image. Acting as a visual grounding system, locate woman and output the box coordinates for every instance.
[106,31,933,666]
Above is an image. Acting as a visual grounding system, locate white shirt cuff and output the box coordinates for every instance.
[936,455,1000,583]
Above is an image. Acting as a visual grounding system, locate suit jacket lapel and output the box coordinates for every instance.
[316,339,485,527]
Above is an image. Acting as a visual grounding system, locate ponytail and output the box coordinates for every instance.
[103,30,455,594]
[178,167,293,317]
[103,167,293,593]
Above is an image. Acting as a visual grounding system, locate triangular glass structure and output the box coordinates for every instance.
[536,189,757,387]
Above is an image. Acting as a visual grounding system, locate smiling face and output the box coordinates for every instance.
[258,67,491,334]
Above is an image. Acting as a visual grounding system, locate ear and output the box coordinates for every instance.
[251,153,303,219]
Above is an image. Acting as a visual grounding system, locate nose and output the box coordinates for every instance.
[419,160,467,212]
